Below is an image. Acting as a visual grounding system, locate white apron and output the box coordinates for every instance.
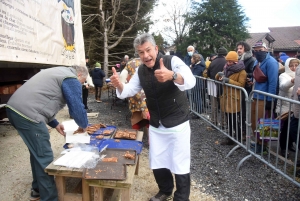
[149,121,191,174]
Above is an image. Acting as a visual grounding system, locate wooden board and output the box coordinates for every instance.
[101,149,137,165]
[83,163,127,180]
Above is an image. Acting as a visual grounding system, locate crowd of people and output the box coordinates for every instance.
[177,40,300,157]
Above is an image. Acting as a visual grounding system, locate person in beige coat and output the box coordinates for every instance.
[216,51,247,145]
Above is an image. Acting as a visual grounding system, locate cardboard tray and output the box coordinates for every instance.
[101,148,137,165]
[113,129,137,140]
[83,163,126,180]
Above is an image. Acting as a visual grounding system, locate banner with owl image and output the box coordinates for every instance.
[0,0,85,66]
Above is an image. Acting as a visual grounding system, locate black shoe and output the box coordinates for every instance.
[280,149,289,158]
[288,146,296,152]
[220,138,235,145]
[149,192,173,201]
[191,114,200,119]
[30,188,40,201]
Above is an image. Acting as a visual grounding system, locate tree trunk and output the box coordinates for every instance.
[103,27,109,78]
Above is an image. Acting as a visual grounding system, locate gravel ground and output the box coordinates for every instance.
[1,87,300,201]
[89,89,300,200]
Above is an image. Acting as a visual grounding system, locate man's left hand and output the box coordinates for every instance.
[154,58,172,82]
[55,123,65,136]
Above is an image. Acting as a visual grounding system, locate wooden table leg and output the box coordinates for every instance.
[94,187,104,201]
[135,156,140,175]
[121,188,131,201]
[55,176,66,201]
[82,179,90,201]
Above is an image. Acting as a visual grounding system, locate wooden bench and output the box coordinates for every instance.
[45,131,143,201]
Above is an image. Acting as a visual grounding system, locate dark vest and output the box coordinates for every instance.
[138,53,190,128]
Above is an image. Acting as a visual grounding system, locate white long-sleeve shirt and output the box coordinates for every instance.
[116,56,196,98]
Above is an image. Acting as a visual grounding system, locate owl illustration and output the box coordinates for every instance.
[58,0,75,51]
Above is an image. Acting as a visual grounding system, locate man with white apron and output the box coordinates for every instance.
[110,33,196,201]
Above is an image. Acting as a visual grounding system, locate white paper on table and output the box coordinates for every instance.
[62,120,91,144]
[65,131,91,143]
[62,120,80,132]
[53,151,95,168]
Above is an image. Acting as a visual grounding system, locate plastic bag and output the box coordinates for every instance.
[60,143,101,169]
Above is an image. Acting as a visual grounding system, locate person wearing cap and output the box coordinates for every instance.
[215,51,247,145]
[250,40,278,153]
[91,62,106,103]
[207,47,228,125]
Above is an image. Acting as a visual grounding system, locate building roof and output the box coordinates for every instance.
[246,26,300,51]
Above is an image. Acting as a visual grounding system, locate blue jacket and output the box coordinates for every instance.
[91,68,106,87]
[191,62,205,76]
[253,53,278,101]
[183,51,206,68]
[280,52,289,64]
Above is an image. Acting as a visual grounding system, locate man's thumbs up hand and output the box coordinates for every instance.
[112,67,117,75]
[110,67,121,88]
[154,58,172,82]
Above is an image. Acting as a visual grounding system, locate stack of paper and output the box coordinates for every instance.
[62,120,90,144]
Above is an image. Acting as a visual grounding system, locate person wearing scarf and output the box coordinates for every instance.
[215,51,247,145]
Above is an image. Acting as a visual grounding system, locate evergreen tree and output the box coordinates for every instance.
[153,33,169,53]
[180,0,249,57]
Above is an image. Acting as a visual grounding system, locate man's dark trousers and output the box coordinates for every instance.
[6,108,58,201]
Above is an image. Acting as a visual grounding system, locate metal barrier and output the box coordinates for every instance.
[189,76,300,187]
[189,76,249,149]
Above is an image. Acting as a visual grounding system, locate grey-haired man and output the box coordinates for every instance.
[110,33,196,201]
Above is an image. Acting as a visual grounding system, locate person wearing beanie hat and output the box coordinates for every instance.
[225,51,238,62]
[207,46,228,125]
[95,62,101,68]
[215,51,246,145]
[91,62,105,102]
[217,47,228,56]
